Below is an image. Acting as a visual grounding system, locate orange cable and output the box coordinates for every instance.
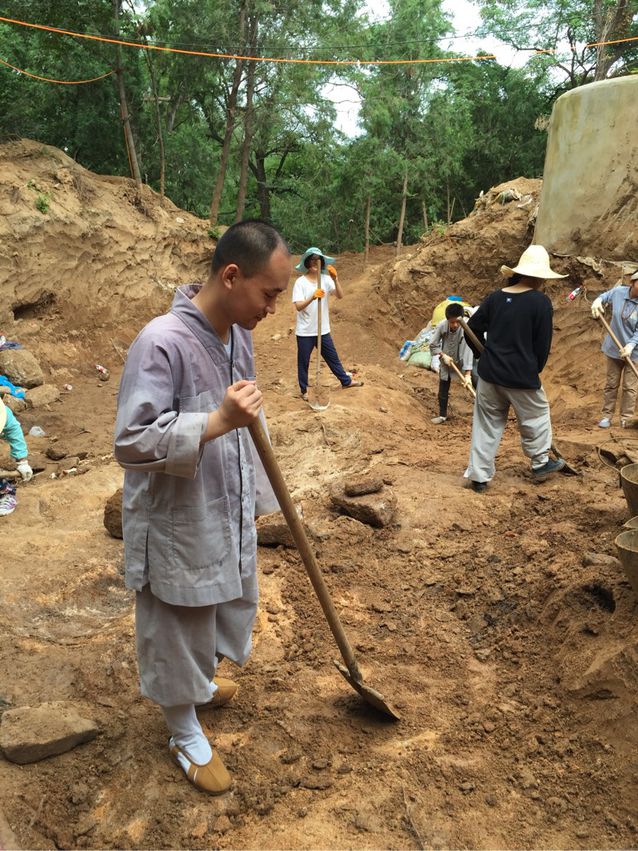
[0,54,113,83]
[586,34,638,48]
[0,15,495,65]
[0,14,635,69]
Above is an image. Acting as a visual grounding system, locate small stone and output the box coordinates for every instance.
[354,812,382,832]
[483,720,495,733]
[214,815,232,834]
[485,793,497,807]
[103,488,123,539]
[46,445,67,461]
[582,552,621,568]
[300,775,332,790]
[459,781,475,794]
[344,477,384,497]
[311,759,329,770]
[190,819,209,839]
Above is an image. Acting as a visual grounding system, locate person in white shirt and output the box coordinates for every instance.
[292,247,363,400]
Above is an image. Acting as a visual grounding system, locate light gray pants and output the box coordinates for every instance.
[135,577,258,707]
[467,378,552,483]
[602,355,638,420]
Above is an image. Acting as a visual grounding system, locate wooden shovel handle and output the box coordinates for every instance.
[316,263,322,381]
[459,317,484,354]
[248,420,363,683]
[442,354,476,398]
[598,315,638,381]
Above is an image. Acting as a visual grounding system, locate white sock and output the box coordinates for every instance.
[162,703,212,769]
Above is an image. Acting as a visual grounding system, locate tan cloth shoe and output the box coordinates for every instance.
[211,676,238,707]
[169,741,232,795]
[198,676,238,709]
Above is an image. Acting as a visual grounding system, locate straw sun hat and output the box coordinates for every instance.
[500,244,567,280]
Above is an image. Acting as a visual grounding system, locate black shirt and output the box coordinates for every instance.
[466,288,553,390]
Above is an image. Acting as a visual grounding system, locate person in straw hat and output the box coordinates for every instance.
[0,396,33,515]
[463,244,567,493]
[292,247,363,401]
[591,269,638,428]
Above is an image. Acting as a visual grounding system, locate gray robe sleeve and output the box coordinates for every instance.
[114,335,208,479]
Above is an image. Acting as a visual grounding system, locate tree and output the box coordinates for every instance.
[474,0,638,89]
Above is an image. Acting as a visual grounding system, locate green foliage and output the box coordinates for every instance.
[1,0,625,251]
[35,192,50,213]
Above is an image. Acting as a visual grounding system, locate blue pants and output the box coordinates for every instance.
[296,334,351,393]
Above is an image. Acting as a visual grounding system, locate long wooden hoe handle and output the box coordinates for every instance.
[315,263,322,386]
[442,354,476,398]
[248,419,363,683]
[598,314,638,382]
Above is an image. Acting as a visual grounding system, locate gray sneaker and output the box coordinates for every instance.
[532,457,566,479]
[431,416,447,424]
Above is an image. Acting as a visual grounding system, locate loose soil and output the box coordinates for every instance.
[0,142,636,850]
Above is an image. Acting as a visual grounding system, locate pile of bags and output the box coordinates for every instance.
[399,296,474,372]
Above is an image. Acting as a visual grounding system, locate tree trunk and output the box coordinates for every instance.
[253,154,271,220]
[396,171,408,256]
[235,15,258,222]
[364,194,371,268]
[209,1,247,225]
[144,52,165,198]
[422,200,429,233]
[113,0,141,187]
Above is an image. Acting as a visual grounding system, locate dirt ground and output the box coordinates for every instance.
[0,144,637,850]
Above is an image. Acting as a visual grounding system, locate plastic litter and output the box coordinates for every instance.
[95,364,110,381]
[29,426,46,437]
[566,286,583,302]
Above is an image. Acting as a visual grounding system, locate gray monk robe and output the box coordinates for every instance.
[114,284,277,706]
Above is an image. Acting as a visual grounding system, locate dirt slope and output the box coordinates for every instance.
[0,148,636,850]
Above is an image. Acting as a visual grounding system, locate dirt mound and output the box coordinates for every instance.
[0,139,211,333]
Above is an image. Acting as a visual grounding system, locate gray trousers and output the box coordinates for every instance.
[602,355,638,420]
[467,378,552,483]
[135,575,258,707]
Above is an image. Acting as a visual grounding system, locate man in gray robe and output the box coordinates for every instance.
[114,220,290,794]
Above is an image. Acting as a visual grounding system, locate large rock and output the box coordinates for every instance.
[0,702,99,764]
[2,394,27,414]
[104,487,123,539]
[535,77,638,260]
[256,512,295,548]
[330,483,397,528]
[0,349,44,388]
[25,383,60,408]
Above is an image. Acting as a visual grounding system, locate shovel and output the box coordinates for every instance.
[458,317,580,476]
[307,263,329,412]
[249,419,400,720]
[440,353,475,398]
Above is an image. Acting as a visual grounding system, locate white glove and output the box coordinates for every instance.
[463,375,473,389]
[16,460,33,481]
[619,343,635,359]
[591,296,605,319]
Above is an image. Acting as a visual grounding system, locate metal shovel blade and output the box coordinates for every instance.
[307,385,330,412]
[334,661,401,720]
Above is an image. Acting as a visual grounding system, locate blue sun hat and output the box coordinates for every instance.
[295,247,336,273]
